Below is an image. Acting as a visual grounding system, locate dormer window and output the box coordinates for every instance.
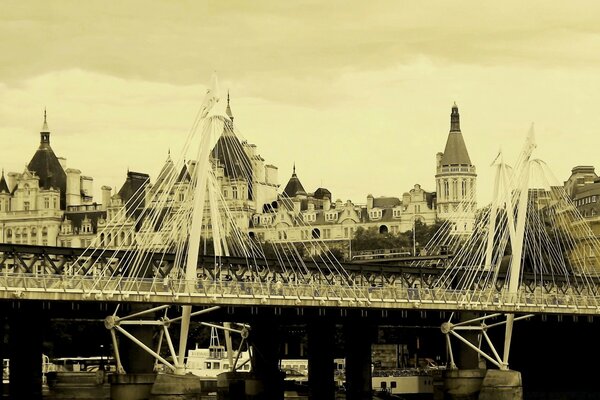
[369,210,382,219]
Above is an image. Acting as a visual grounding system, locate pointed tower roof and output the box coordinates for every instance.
[0,171,9,194]
[154,152,175,188]
[283,164,307,198]
[440,103,472,166]
[27,110,67,208]
[176,162,191,183]
[226,90,234,122]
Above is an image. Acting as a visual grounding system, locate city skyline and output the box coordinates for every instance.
[2,1,600,205]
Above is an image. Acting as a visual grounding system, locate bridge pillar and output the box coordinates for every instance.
[9,305,44,400]
[307,320,335,400]
[344,322,375,400]
[456,312,480,370]
[440,312,485,400]
[249,317,284,400]
[110,304,156,400]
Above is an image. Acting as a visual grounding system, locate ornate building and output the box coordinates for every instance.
[1,102,478,252]
[248,103,477,249]
[564,165,600,236]
[0,112,100,246]
[435,103,477,233]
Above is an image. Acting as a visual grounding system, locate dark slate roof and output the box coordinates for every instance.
[0,174,9,194]
[372,197,401,208]
[177,163,191,183]
[27,124,67,209]
[211,125,254,200]
[211,130,252,182]
[283,170,307,198]
[155,155,176,187]
[440,104,472,166]
[313,187,332,200]
[118,171,149,216]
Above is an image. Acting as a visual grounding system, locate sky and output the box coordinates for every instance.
[1,1,600,205]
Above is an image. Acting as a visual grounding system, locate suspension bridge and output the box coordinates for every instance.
[2,75,600,399]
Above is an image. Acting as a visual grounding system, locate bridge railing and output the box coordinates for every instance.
[0,273,599,314]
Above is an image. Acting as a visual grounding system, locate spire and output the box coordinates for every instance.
[440,103,472,166]
[450,102,460,132]
[40,109,50,146]
[0,170,8,194]
[225,90,234,123]
[283,164,306,198]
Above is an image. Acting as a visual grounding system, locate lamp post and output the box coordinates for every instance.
[412,216,416,256]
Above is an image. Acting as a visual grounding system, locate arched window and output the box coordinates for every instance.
[42,227,48,236]
[379,225,389,234]
[232,186,238,200]
[100,233,105,246]
[6,229,12,238]
[311,228,320,239]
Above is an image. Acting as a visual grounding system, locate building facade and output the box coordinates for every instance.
[0,112,101,246]
[248,103,477,248]
[0,102,477,252]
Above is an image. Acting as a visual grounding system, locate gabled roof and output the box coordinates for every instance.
[440,103,472,166]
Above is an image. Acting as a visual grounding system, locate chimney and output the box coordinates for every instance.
[323,197,331,211]
[367,194,374,210]
[65,168,81,207]
[101,186,112,211]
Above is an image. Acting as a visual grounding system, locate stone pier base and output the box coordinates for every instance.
[45,371,109,400]
[109,373,156,400]
[478,370,522,400]
[149,373,209,400]
[442,369,486,400]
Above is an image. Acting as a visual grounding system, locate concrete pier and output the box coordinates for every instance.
[441,369,486,400]
[249,318,284,400]
[45,371,109,400]
[109,373,156,400]
[478,369,522,400]
[149,373,204,400]
[344,322,374,400]
[307,320,335,400]
[9,306,44,400]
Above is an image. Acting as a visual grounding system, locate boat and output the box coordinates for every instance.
[185,327,251,378]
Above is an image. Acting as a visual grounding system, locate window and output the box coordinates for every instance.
[53,198,57,209]
[179,192,184,202]
[232,186,238,199]
[24,201,30,211]
[44,198,50,209]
